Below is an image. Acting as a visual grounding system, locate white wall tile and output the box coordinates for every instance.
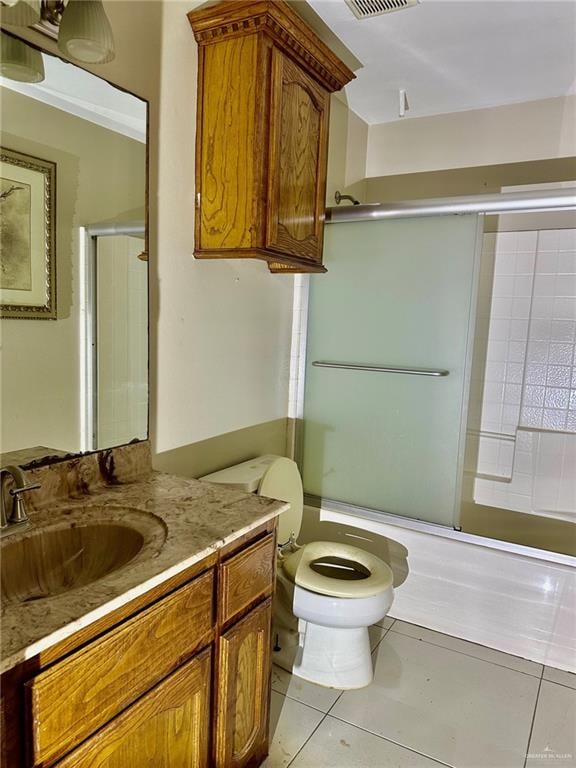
[473,230,575,521]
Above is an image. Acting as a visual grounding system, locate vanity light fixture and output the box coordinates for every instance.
[0,29,44,81]
[57,0,114,64]
[0,0,40,27]
[0,0,115,66]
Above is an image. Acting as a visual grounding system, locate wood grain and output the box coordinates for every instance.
[214,599,273,768]
[219,534,275,626]
[55,649,212,768]
[37,553,217,668]
[219,518,276,559]
[199,35,261,252]
[266,47,329,263]
[26,571,214,766]
[188,0,353,273]
[267,260,327,273]
[187,0,355,92]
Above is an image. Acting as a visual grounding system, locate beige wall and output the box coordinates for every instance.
[326,93,368,206]
[3,1,297,470]
[0,88,145,453]
[366,95,576,178]
[364,158,576,203]
[4,3,574,475]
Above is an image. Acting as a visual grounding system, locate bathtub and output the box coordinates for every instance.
[305,499,576,673]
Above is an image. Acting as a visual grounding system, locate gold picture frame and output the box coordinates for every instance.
[0,147,56,319]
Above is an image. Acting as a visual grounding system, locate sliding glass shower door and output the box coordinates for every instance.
[302,214,482,527]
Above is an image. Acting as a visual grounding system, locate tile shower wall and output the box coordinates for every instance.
[473,229,576,522]
[521,229,576,432]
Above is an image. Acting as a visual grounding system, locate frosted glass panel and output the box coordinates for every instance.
[302,215,480,526]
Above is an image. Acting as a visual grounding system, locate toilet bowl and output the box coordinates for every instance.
[201,455,394,689]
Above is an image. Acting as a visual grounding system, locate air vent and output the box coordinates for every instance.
[345,0,419,20]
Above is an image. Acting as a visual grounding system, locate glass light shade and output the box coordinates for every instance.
[0,31,44,82]
[57,0,115,64]
[0,0,40,26]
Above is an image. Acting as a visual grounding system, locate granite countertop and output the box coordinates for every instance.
[1,466,287,674]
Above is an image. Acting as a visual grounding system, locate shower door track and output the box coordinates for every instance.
[308,495,576,568]
[326,187,576,223]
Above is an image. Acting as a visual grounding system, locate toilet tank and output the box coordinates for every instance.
[200,455,303,544]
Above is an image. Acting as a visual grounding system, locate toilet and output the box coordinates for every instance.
[201,455,394,689]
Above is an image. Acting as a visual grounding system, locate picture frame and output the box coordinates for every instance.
[0,147,56,319]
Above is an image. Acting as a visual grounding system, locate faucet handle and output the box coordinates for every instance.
[9,483,41,524]
[9,483,41,497]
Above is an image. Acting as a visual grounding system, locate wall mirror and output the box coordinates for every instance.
[0,33,148,460]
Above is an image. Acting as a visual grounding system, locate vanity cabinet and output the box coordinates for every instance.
[1,520,277,768]
[188,0,354,274]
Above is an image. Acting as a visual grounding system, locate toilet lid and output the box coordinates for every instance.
[258,457,303,544]
[281,541,393,599]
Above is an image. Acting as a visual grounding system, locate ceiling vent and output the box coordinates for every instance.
[345,0,419,20]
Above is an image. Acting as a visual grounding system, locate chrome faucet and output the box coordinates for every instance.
[0,465,41,532]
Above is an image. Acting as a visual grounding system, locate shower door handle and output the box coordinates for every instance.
[311,361,449,377]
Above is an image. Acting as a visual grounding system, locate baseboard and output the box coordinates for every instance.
[320,507,576,673]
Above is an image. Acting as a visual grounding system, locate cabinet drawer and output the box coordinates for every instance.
[26,570,214,767]
[55,649,212,768]
[219,534,275,625]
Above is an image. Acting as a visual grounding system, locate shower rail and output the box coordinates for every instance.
[312,361,449,377]
[326,188,576,223]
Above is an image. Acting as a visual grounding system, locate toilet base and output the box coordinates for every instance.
[293,620,374,690]
[273,567,393,689]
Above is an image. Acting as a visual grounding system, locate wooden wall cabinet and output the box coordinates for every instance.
[1,521,277,768]
[188,0,355,274]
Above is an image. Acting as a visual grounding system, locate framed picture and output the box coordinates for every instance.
[0,147,56,319]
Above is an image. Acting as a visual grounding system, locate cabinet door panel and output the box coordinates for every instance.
[55,649,212,768]
[266,48,329,264]
[197,35,262,251]
[26,571,214,766]
[215,599,272,768]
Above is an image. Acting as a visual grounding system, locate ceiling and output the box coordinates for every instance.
[1,52,146,142]
[308,0,576,125]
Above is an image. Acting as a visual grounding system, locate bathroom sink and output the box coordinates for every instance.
[1,508,167,605]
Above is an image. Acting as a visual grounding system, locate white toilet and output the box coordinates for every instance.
[201,455,394,689]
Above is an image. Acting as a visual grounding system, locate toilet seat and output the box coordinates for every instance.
[282,541,393,599]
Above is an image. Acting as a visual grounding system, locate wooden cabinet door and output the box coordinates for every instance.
[214,599,272,768]
[266,48,330,265]
[27,572,214,766]
[55,649,212,768]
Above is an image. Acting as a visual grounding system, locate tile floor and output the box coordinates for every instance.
[265,617,576,768]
